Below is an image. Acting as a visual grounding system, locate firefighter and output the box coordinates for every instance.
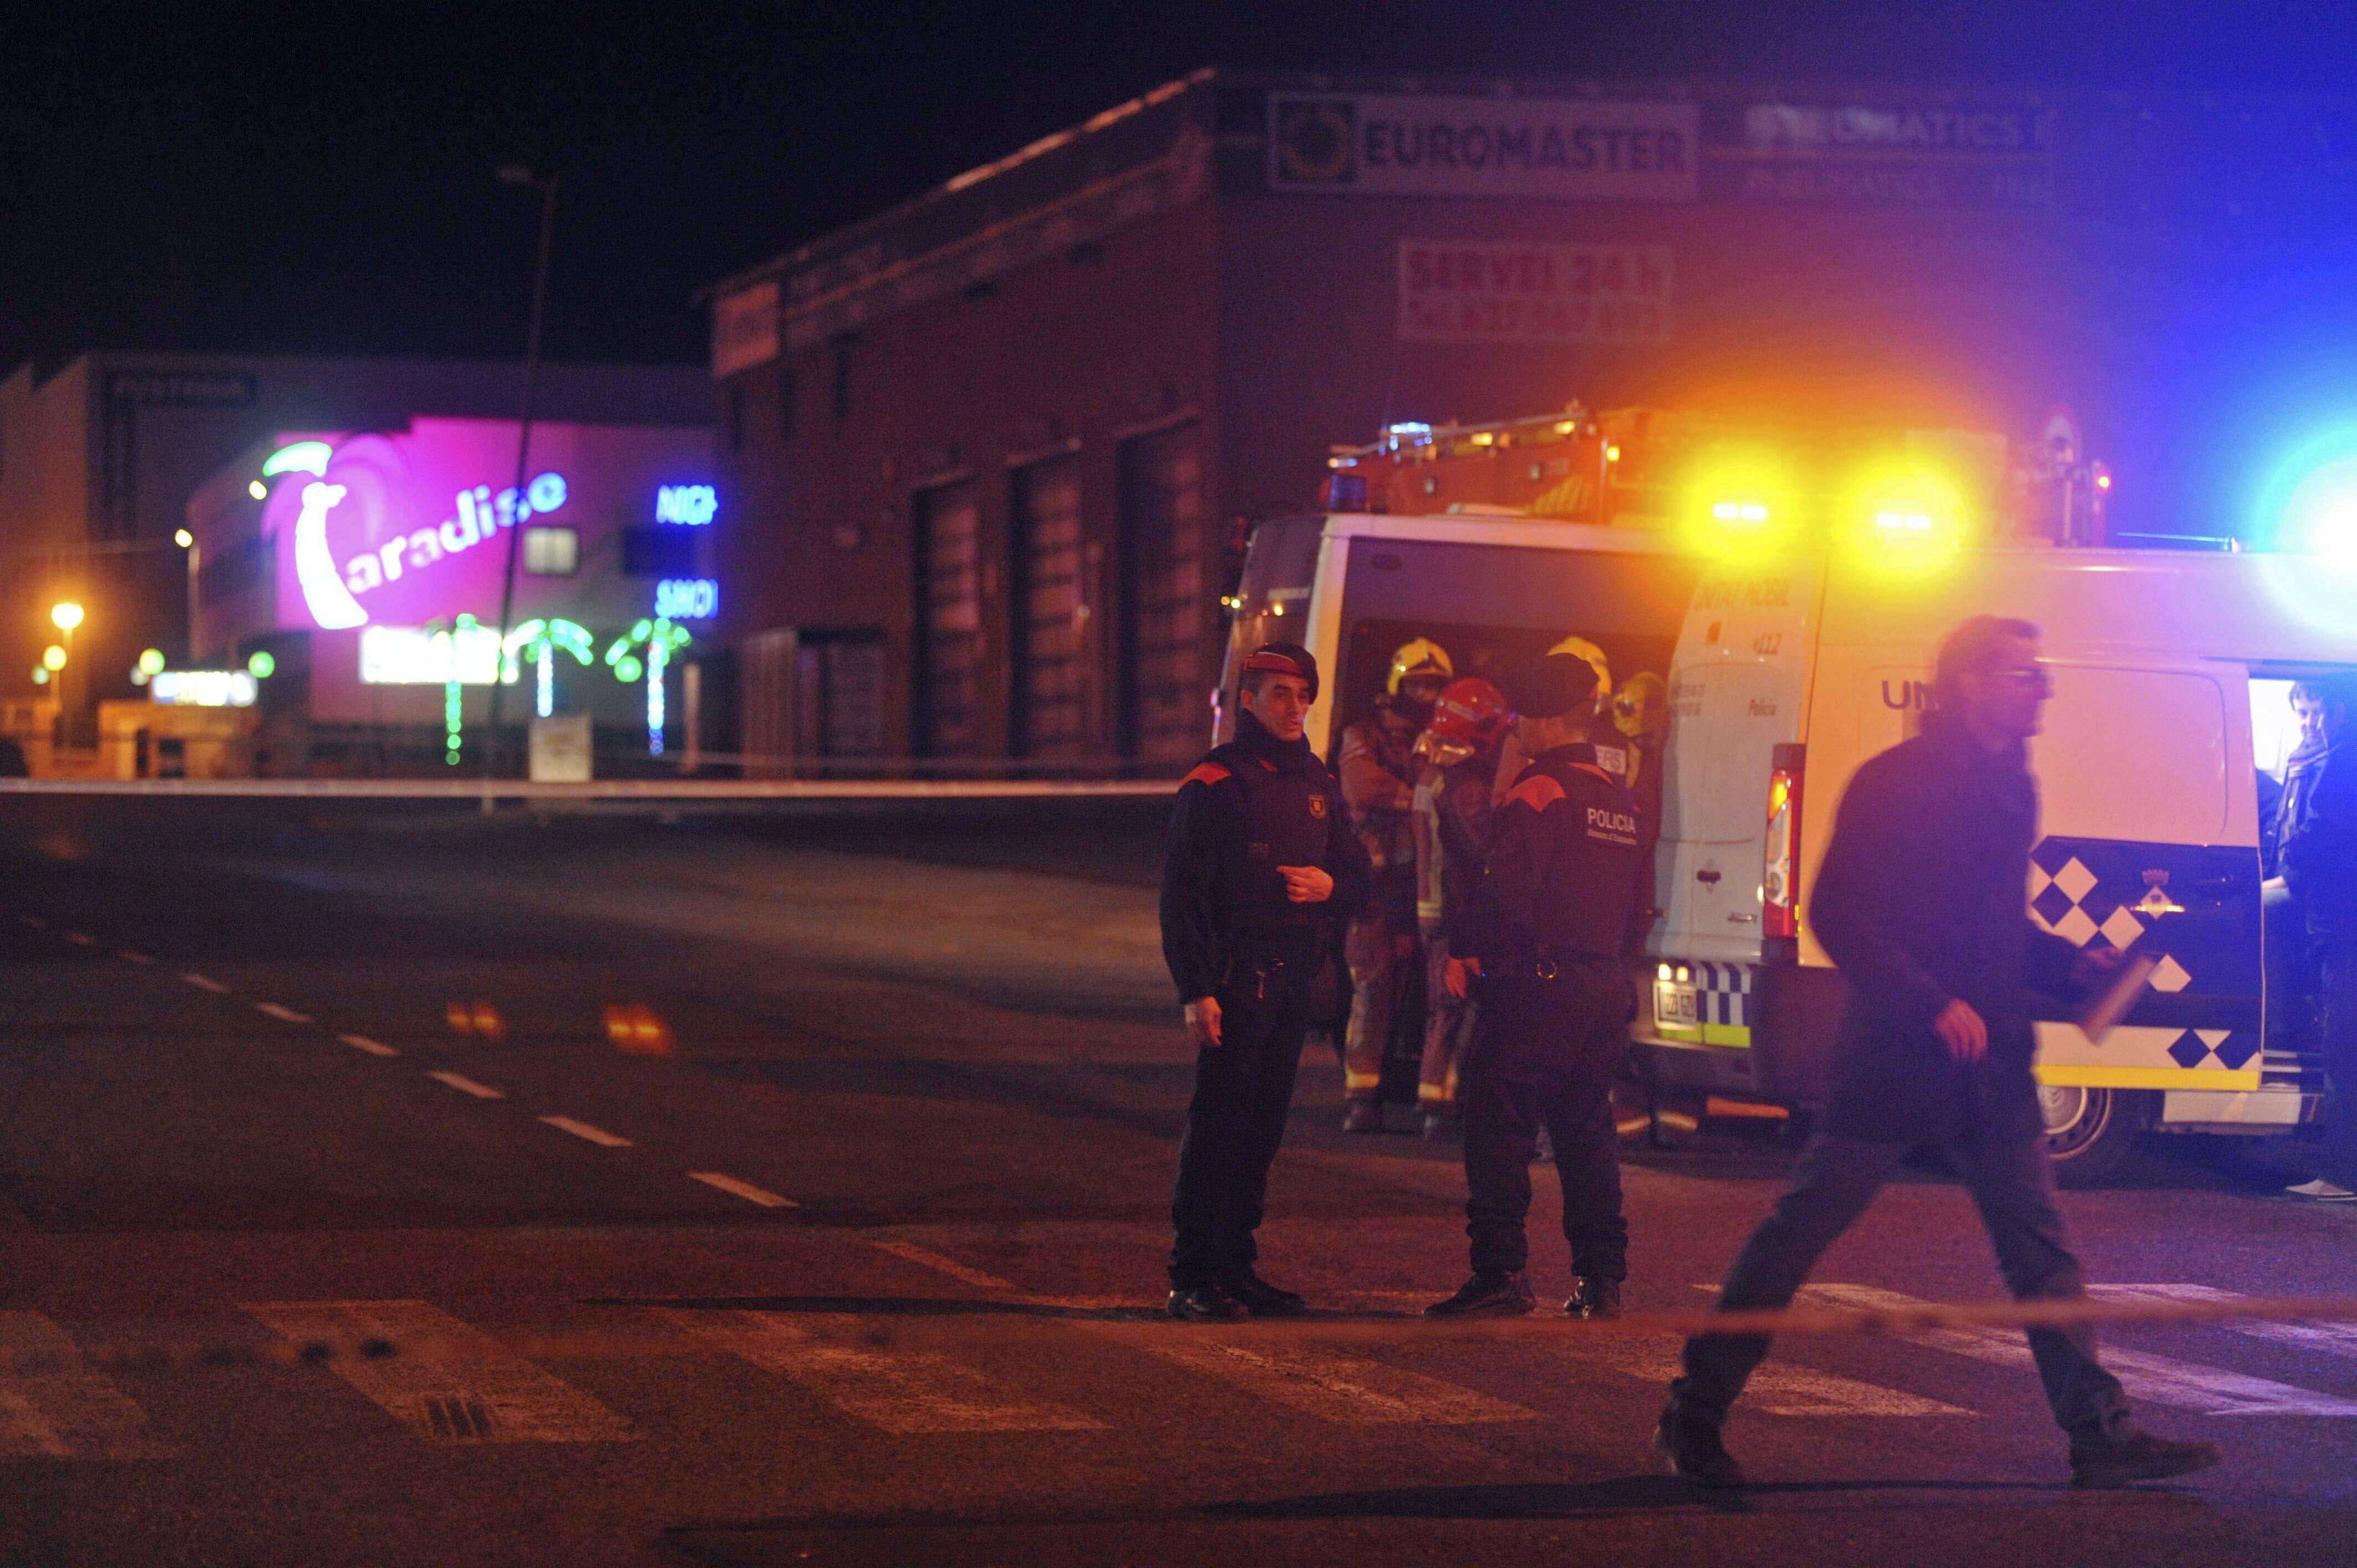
[1336,638,1452,1132]
[1161,642,1372,1321]
[1424,653,1645,1321]
[1409,677,1510,1138]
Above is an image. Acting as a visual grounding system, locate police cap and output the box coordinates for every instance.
[1501,652,1601,719]
[1241,642,1320,702]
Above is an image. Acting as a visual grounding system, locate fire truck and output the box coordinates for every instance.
[1221,404,2355,1184]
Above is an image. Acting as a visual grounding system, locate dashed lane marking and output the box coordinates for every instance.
[687,1172,797,1208]
[1134,1337,1540,1425]
[2096,1283,2357,1361]
[63,932,92,947]
[425,1071,505,1101]
[179,973,229,994]
[539,1116,632,1148]
[117,950,154,966]
[255,1002,313,1024]
[866,1240,1021,1291]
[339,1034,400,1058]
[667,1308,1104,1433]
[0,1313,167,1460]
[1806,1283,2357,1417]
[244,1301,636,1444]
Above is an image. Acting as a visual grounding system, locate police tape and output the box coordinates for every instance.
[14,1291,2357,1375]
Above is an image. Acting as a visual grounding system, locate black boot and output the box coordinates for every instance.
[1342,1100,1383,1134]
[1223,1271,1308,1317]
[2068,1428,2223,1489]
[1166,1283,1249,1322]
[1654,1408,1744,1489]
[1423,1271,1536,1317]
[1565,1276,1622,1320]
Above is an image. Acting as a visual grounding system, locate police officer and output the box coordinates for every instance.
[1425,653,1644,1321]
[1162,643,1372,1321]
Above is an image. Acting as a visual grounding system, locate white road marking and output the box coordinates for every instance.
[668,1309,1103,1432]
[687,1172,796,1208]
[1806,1283,2357,1416]
[539,1116,631,1148]
[179,973,229,994]
[866,1240,1020,1291]
[2094,1283,2357,1361]
[338,1033,399,1058]
[255,1002,313,1024]
[63,932,93,947]
[244,1300,635,1443]
[0,1313,166,1459]
[1136,1338,1539,1425]
[425,1070,505,1100]
[1567,1331,1972,1417]
[117,950,154,966]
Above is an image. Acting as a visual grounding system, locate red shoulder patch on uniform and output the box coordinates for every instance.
[1502,775,1568,812]
[1180,762,1232,790]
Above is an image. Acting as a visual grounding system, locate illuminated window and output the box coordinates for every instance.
[522,526,578,576]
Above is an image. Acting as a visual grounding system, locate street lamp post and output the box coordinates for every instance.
[50,601,84,751]
[485,164,559,793]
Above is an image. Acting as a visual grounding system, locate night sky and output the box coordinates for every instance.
[7,2,2356,377]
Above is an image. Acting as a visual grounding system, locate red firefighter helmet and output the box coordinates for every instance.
[1425,677,1509,751]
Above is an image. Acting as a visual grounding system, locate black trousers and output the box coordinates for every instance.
[1669,1132,2130,1440]
[1169,974,1314,1290]
[1460,963,1630,1282]
[2319,930,2357,1187]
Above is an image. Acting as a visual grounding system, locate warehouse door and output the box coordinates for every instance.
[1117,422,1208,768]
[1009,455,1086,762]
[912,478,982,759]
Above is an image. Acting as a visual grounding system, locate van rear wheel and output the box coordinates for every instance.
[2040,1084,2152,1187]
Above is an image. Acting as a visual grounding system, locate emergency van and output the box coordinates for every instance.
[1219,408,2357,1182]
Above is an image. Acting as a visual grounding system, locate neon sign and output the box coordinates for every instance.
[151,670,258,707]
[653,578,719,619]
[654,484,718,525]
[358,625,518,686]
[267,440,570,630]
[607,618,692,756]
[503,618,594,719]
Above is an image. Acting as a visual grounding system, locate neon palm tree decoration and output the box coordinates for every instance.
[503,617,594,719]
[422,613,485,766]
[605,617,692,756]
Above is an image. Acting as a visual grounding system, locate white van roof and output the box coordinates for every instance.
[1814,546,2357,669]
[1318,512,1686,556]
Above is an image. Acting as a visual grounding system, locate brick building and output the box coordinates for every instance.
[702,70,2357,773]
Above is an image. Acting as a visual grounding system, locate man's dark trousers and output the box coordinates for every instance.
[1671,1132,2129,1438]
[1460,960,1630,1282]
[1169,966,1315,1288]
[2319,930,2357,1187]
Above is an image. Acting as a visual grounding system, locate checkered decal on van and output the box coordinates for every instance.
[2027,837,2263,1074]
[1686,961,1752,1027]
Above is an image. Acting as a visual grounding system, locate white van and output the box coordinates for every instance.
[1221,512,2357,1182]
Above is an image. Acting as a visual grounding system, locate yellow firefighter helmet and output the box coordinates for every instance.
[1546,635,1613,700]
[1613,670,1669,741]
[1386,637,1454,695]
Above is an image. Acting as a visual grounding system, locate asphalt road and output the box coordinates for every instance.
[0,801,2352,1567]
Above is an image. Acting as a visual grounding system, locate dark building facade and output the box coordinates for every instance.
[703,70,2357,773]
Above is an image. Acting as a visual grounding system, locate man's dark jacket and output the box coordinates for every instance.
[1810,712,2083,1146]
[2280,728,2357,940]
[1160,709,1373,1004]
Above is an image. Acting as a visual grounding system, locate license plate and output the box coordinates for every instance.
[1655,981,1700,1028]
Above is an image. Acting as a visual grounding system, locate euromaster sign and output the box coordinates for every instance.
[1268,94,1699,203]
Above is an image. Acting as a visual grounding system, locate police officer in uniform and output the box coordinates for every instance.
[1162,643,1372,1321]
[1425,653,1644,1322]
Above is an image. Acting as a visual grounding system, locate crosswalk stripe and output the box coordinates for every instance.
[668,1309,1104,1433]
[2094,1283,2357,1361]
[1576,1333,1972,1417]
[1135,1338,1539,1425]
[0,1313,165,1459]
[244,1301,637,1443]
[1805,1283,2357,1417]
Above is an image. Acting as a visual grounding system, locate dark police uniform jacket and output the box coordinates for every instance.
[2281,730,2357,942]
[1811,714,2085,1146]
[1459,742,1644,982]
[1161,711,1373,1005]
